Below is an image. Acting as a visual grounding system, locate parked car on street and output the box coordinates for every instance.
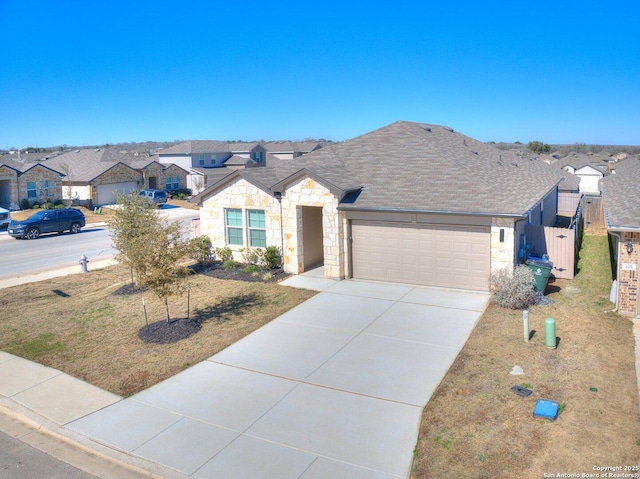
[138,189,167,206]
[0,207,10,228]
[8,208,86,239]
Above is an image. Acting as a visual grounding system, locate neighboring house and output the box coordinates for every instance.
[559,153,605,195]
[601,160,640,316]
[0,156,64,209]
[263,141,323,160]
[192,121,564,292]
[30,149,187,207]
[158,140,322,195]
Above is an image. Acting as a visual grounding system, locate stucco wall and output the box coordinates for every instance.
[618,231,639,316]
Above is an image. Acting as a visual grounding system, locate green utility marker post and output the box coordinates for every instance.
[545,317,556,349]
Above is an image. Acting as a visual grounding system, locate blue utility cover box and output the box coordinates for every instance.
[533,399,559,420]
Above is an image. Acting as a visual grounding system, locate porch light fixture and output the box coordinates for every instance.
[626,241,634,255]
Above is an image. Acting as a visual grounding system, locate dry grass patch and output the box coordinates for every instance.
[412,233,640,478]
[0,263,315,396]
[9,206,111,224]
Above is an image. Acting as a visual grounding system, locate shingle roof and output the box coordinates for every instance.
[158,141,230,155]
[602,159,640,230]
[197,121,564,216]
[30,148,139,181]
[558,171,581,192]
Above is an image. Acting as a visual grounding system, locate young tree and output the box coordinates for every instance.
[109,192,159,286]
[136,218,191,323]
[109,192,191,323]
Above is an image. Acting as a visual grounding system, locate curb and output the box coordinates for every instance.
[0,401,185,479]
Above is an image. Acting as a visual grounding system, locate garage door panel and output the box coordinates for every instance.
[352,221,490,291]
[96,182,138,206]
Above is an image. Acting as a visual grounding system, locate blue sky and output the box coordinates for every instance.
[1,1,638,148]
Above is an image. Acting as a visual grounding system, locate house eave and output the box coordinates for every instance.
[337,205,525,218]
[606,226,640,232]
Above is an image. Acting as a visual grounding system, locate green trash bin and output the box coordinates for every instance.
[526,259,553,293]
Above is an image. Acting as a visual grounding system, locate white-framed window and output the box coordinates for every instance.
[27,181,37,198]
[225,208,244,246]
[211,154,217,165]
[199,154,205,166]
[253,151,264,164]
[173,176,180,189]
[165,177,172,189]
[224,208,267,247]
[41,180,49,196]
[247,209,266,247]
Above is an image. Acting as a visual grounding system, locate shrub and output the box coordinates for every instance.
[214,246,233,262]
[223,259,239,270]
[244,264,260,274]
[20,198,30,210]
[490,265,538,310]
[261,246,281,269]
[188,236,213,263]
[240,247,260,265]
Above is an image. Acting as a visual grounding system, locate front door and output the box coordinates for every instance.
[148,177,157,189]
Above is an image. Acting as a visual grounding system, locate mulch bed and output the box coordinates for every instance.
[136,263,290,344]
[138,318,202,344]
[198,263,290,283]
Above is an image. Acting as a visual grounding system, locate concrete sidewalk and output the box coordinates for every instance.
[0,272,488,478]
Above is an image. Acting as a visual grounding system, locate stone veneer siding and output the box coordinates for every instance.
[142,164,186,191]
[618,231,639,316]
[90,165,142,206]
[200,176,345,279]
[201,177,282,261]
[0,166,19,208]
[491,217,517,272]
[280,178,344,278]
[18,167,63,206]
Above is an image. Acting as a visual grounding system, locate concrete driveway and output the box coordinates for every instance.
[68,275,489,478]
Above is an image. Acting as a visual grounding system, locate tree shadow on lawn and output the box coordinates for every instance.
[137,293,263,344]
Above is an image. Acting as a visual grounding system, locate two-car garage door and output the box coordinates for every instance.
[351,221,490,291]
[96,182,138,206]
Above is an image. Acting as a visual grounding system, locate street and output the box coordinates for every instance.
[0,429,98,479]
[0,207,199,280]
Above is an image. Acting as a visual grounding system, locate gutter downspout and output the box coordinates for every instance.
[609,231,621,313]
[274,192,285,270]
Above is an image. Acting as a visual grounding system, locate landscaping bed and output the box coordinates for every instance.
[0,263,315,396]
[412,232,640,477]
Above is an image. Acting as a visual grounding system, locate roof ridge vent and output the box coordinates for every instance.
[418,124,432,132]
[442,126,454,132]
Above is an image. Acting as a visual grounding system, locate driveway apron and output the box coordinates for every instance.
[68,277,489,478]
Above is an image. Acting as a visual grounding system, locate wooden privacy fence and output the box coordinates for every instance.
[525,202,584,280]
[581,195,604,229]
[191,218,201,238]
[558,192,582,216]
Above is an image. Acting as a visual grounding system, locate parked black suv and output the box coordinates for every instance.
[8,208,86,239]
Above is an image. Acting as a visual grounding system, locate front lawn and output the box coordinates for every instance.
[412,231,640,477]
[0,263,315,396]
